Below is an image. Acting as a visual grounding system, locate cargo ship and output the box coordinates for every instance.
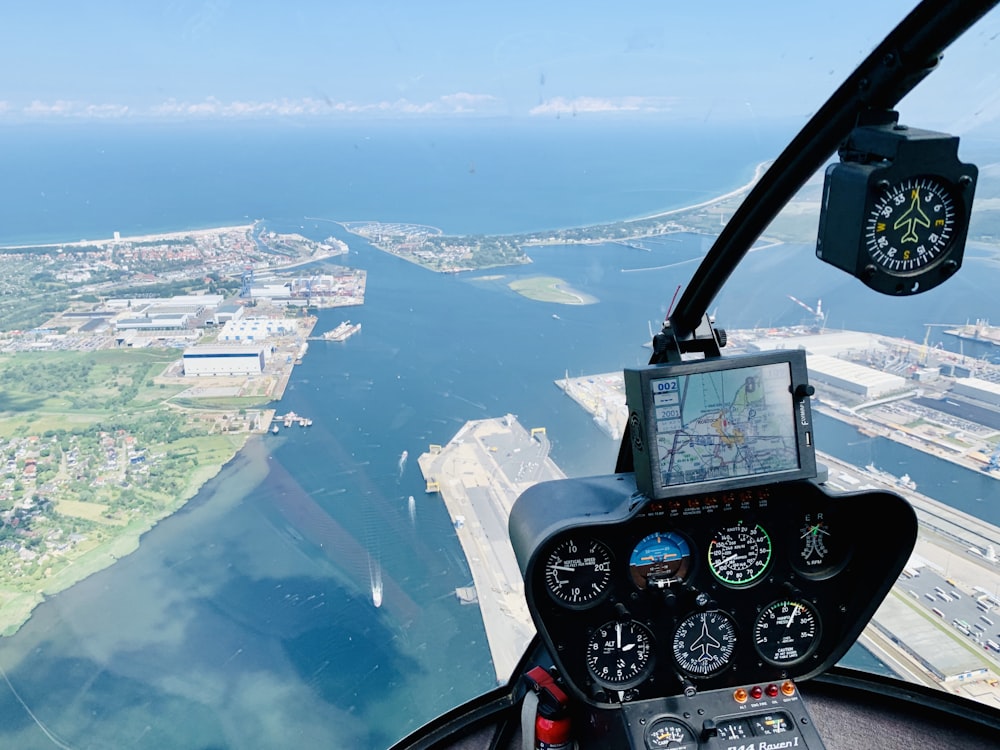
[945,319,1000,348]
[321,321,362,342]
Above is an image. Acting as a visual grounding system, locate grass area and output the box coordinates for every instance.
[508,276,597,305]
[55,498,117,524]
[0,350,261,635]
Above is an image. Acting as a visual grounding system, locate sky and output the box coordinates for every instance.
[1,1,998,125]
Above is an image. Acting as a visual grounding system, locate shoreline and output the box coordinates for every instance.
[0,434,250,637]
[0,159,772,257]
[0,223,256,252]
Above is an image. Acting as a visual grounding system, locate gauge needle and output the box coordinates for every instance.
[786,605,799,627]
[622,643,635,652]
[549,564,575,572]
[616,622,622,649]
[801,525,830,539]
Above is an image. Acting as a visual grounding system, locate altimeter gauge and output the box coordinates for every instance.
[543,537,613,608]
[585,620,655,689]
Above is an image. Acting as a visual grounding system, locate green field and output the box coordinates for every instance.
[0,349,262,634]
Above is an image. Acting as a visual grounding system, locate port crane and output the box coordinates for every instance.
[787,295,826,329]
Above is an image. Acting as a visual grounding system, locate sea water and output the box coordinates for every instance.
[0,120,996,748]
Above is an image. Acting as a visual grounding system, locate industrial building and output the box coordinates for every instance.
[217,317,292,343]
[182,345,265,376]
[953,377,1000,408]
[807,353,910,400]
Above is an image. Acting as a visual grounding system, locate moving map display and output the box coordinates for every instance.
[625,351,817,499]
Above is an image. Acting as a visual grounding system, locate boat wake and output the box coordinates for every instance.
[398,450,408,477]
[369,555,383,608]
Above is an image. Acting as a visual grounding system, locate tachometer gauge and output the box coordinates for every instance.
[753,600,821,666]
[629,531,692,590]
[707,522,771,586]
[792,509,850,579]
[671,610,737,676]
[585,620,655,689]
[543,538,613,608]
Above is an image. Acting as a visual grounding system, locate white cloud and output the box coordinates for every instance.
[529,95,676,116]
[12,92,504,120]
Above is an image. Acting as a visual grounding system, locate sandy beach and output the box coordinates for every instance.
[0,223,256,251]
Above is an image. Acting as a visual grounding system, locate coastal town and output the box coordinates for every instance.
[0,222,367,633]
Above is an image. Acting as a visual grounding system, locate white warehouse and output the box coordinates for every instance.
[952,377,1000,407]
[182,345,265,376]
[807,353,908,399]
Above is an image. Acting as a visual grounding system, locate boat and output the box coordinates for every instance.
[863,463,917,491]
[271,424,279,434]
[321,321,362,342]
[369,557,383,608]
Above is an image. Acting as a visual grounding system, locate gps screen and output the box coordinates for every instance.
[625,350,816,499]
[649,362,798,487]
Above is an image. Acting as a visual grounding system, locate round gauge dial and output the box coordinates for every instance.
[543,538,613,608]
[646,719,697,749]
[707,522,772,586]
[865,176,957,274]
[753,600,821,666]
[629,531,692,590]
[792,509,850,579]
[751,713,793,736]
[585,620,655,689]
[672,610,737,676]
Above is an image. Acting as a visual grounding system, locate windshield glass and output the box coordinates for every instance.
[0,2,998,748]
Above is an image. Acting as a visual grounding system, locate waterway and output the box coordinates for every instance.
[0,123,997,748]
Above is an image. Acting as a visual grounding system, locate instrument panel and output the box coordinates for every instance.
[509,474,915,707]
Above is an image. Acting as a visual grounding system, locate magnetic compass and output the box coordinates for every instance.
[817,119,976,296]
[865,176,957,273]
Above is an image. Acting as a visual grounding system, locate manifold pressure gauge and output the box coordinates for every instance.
[817,119,976,296]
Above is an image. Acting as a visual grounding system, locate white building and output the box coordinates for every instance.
[218,317,292,343]
[952,377,1000,407]
[182,345,265,376]
[806,354,909,399]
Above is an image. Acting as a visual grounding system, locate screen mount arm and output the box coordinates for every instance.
[650,314,727,365]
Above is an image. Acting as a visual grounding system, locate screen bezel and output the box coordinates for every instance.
[625,350,817,499]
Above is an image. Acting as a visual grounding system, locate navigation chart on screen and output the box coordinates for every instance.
[652,362,799,487]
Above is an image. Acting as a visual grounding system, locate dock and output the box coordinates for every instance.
[418,414,566,684]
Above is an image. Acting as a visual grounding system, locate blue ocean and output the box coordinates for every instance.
[0,120,996,749]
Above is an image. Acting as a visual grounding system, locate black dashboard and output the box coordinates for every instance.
[509,473,916,712]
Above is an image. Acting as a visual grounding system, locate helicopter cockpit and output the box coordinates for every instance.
[391,1,1000,748]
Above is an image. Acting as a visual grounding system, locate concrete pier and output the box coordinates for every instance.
[417,415,566,684]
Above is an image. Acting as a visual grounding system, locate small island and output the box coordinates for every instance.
[508,276,596,304]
